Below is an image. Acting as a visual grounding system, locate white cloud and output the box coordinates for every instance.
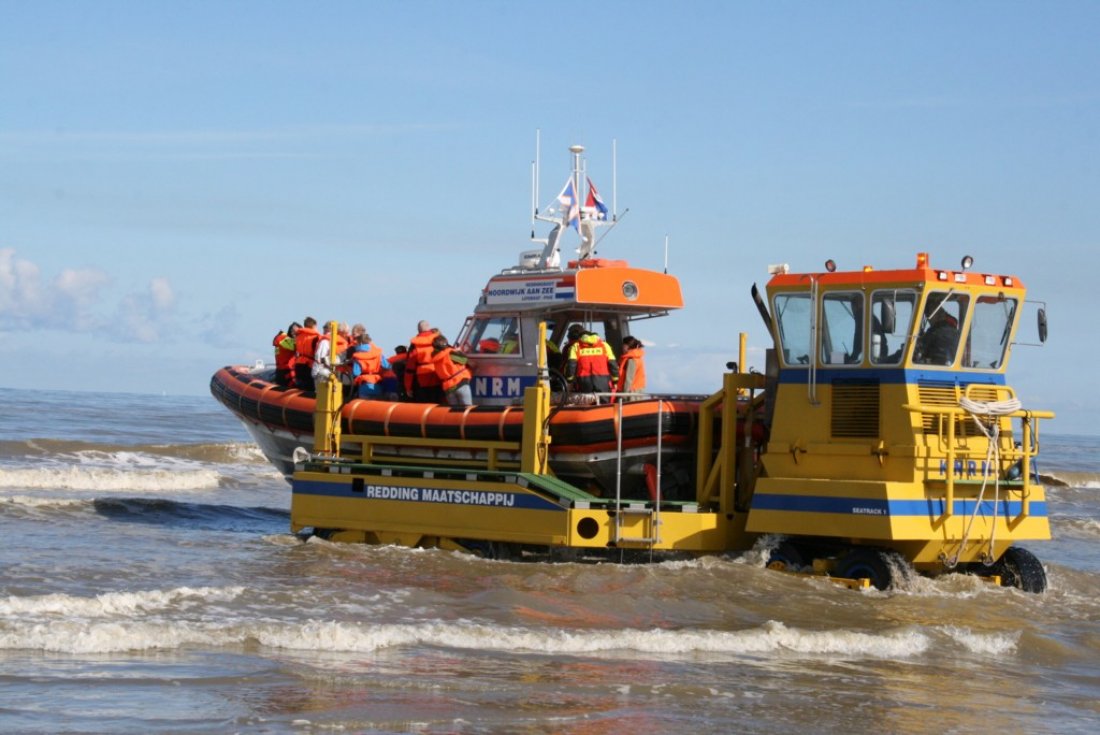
[117,277,177,343]
[149,277,175,312]
[0,249,180,342]
[0,247,110,330]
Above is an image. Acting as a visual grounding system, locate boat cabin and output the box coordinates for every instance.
[456,255,683,405]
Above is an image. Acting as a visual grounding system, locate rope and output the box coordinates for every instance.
[947,397,1020,566]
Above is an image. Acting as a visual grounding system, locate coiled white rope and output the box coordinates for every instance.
[947,397,1021,566]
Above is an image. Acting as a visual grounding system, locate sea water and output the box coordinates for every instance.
[1,386,1099,734]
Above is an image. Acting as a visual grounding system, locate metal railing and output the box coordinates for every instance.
[903,402,1054,519]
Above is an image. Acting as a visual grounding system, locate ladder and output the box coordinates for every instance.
[611,397,663,547]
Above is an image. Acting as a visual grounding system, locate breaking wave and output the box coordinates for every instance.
[0,585,245,618]
[0,438,265,465]
[0,465,221,492]
[1041,471,1100,489]
[0,607,1014,661]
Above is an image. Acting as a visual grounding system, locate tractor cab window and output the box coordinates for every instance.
[913,292,969,366]
[869,290,917,365]
[965,295,1018,369]
[458,316,522,356]
[773,292,812,367]
[819,292,863,365]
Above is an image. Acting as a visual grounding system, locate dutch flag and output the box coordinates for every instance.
[585,177,609,219]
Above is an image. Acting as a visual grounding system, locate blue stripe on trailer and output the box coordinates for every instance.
[751,493,1047,518]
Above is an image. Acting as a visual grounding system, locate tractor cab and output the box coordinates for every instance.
[748,252,1052,576]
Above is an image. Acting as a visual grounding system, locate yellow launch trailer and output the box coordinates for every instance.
[289,254,1056,593]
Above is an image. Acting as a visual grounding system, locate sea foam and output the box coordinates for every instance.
[0,586,246,618]
[0,617,940,660]
[0,465,221,492]
[939,626,1020,655]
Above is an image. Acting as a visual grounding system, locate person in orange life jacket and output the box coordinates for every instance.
[273,322,299,387]
[386,345,408,400]
[349,333,390,400]
[616,336,647,397]
[564,330,619,395]
[431,334,473,406]
[294,317,320,391]
[405,320,444,403]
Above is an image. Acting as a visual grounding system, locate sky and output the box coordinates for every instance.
[1,1,1098,434]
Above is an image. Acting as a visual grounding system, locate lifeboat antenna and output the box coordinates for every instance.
[532,128,540,220]
[664,234,669,274]
[612,138,618,221]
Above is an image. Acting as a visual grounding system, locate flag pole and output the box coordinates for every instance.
[533,129,541,218]
[612,138,618,221]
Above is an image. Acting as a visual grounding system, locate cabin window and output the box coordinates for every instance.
[819,292,864,365]
[913,291,969,366]
[459,316,522,356]
[965,295,1017,369]
[773,293,812,367]
[869,290,917,365]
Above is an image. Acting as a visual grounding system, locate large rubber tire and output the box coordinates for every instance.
[993,546,1047,593]
[836,548,913,591]
[766,541,806,573]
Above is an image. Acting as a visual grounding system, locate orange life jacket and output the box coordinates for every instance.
[351,343,384,385]
[432,347,472,393]
[294,326,320,366]
[272,332,295,370]
[575,337,612,377]
[406,331,441,390]
[616,347,646,392]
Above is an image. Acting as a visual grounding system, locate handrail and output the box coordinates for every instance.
[341,433,521,471]
[902,402,1054,519]
[695,369,767,510]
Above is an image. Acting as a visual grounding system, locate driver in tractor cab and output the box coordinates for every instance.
[915,297,960,365]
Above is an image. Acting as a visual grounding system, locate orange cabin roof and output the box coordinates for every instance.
[482,259,683,311]
[767,253,1025,291]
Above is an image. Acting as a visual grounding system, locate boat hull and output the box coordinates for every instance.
[210,365,701,497]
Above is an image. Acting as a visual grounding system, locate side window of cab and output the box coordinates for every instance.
[966,295,1017,369]
[773,293,812,367]
[459,316,522,356]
